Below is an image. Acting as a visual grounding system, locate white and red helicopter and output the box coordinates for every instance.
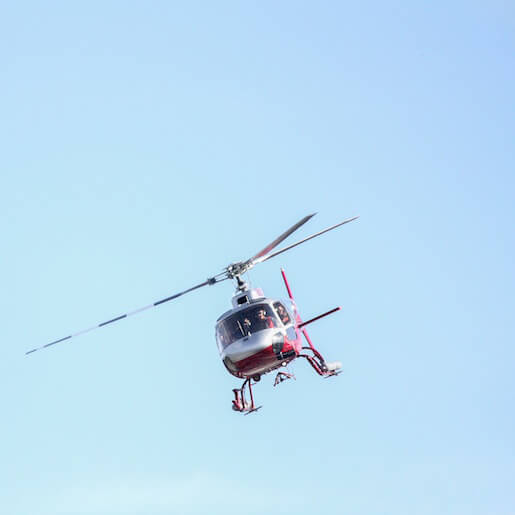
[27,213,358,414]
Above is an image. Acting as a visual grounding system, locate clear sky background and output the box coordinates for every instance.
[1,2,514,514]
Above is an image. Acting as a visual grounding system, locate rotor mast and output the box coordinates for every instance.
[224,262,251,292]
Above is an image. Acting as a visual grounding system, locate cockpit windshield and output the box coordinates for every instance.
[216,304,279,349]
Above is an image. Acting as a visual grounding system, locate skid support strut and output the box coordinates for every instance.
[274,371,295,386]
[298,346,341,377]
[232,378,262,414]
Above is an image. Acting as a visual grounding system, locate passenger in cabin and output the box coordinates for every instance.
[255,308,275,330]
[275,303,291,325]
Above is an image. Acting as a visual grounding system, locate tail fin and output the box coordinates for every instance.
[280,268,295,300]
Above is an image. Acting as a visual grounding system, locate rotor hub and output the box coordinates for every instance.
[225,261,251,279]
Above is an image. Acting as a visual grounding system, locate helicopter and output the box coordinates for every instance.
[26,213,358,414]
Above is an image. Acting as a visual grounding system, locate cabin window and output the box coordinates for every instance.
[216,304,278,349]
[273,302,292,326]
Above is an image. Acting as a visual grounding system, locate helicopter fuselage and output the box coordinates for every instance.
[215,288,302,379]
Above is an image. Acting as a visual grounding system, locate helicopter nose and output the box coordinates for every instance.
[222,330,276,363]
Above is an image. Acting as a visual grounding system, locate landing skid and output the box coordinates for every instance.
[232,378,262,414]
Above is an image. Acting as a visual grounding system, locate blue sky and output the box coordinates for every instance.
[1,2,514,514]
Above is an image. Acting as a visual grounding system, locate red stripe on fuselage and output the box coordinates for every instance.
[230,341,296,377]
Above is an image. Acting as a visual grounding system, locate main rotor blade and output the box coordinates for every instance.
[256,215,359,264]
[26,276,227,355]
[248,213,316,264]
